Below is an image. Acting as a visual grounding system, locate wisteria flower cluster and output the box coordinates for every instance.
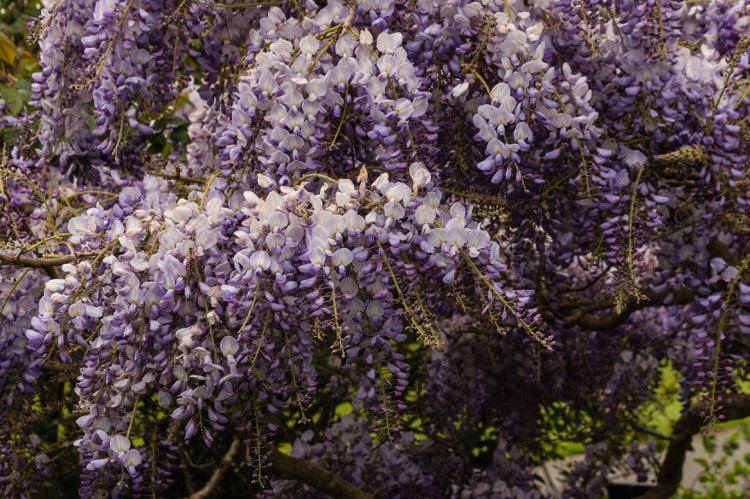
[1,0,749,497]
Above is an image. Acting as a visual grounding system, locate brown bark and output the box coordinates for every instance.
[558,286,697,331]
[189,440,375,499]
[637,394,750,499]
[189,439,241,499]
[0,251,76,268]
[269,447,376,499]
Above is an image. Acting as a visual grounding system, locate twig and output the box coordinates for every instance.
[626,417,674,441]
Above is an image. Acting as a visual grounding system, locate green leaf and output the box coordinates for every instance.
[0,33,16,65]
[723,436,739,456]
[160,142,173,159]
[146,133,166,155]
[16,88,31,102]
[1,87,24,116]
[702,434,717,454]
[13,78,31,92]
[172,93,194,109]
[170,125,189,144]
[695,457,711,470]
[1,127,21,146]
[22,60,40,75]
[162,116,187,128]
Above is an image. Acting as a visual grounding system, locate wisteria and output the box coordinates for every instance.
[1,0,750,497]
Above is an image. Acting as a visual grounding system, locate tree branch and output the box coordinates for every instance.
[626,417,674,442]
[637,394,750,499]
[546,239,739,331]
[189,439,240,499]
[187,441,375,499]
[556,286,696,331]
[269,447,375,499]
[0,251,76,269]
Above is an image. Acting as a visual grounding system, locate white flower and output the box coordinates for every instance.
[123,449,142,468]
[423,191,441,209]
[267,211,289,229]
[44,279,66,293]
[332,248,354,267]
[376,32,402,54]
[109,435,131,454]
[299,35,320,56]
[622,147,648,168]
[93,0,117,22]
[384,201,405,219]
[446,227,466,247]
[310,248,326,267]
[466,230,491,257]
[344,210,365,231]
[359,28,373,45]
[338,277,358,297]
[452,81,469,98]
[269,39,293,58]
[249,251,271,271]
[220,336,240,357]
[366,300,385,320]
[394,98,414,120]
[377,54,398,75]
[385,182,412,203]
[338,178,355,193]
[514,122,534,143]
[409,162,431,188]
[449,203,466,220]
[176,325,201,349]
[415,204,436,225]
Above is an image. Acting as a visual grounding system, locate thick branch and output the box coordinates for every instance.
[0,251,76,269]
[637,394,750,499]
[548,239,738,331]
[557,286,696,331]
[189,439,240,499]
[269,447,375,499]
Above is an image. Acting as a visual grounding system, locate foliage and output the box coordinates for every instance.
[0,1,39,146]
[1,0,749,497]
[675,421,750,498]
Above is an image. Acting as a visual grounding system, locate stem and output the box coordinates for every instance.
[459,250,545,346]
[709,255,750,424]
[627,165,645,294]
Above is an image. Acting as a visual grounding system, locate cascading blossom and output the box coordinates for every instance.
[1,0,748,497]
[26,162,530,491]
